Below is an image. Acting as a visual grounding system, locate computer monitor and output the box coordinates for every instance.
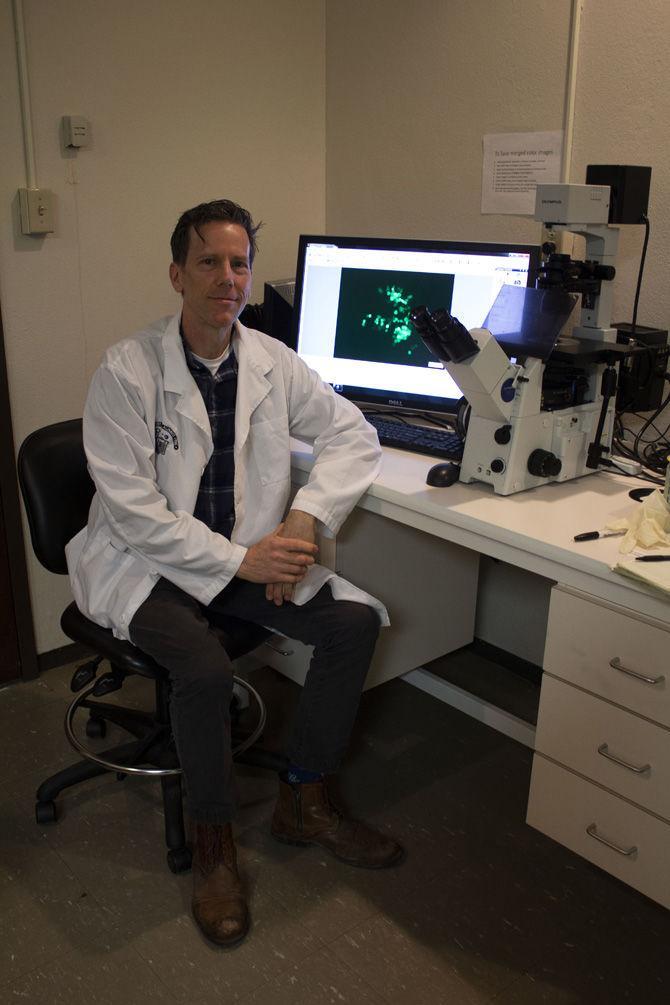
[292,234,540,415]
[262,278,295,347]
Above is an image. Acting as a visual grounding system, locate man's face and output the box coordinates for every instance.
[169,221,252,345]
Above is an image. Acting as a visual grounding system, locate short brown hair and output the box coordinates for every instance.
[170,199,261,266]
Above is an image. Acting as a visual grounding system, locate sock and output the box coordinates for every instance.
[286,763,323,785]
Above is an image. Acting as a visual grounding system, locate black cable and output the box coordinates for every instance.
[633,385,670,472]
[361,408,456,431]
[631,215,650,334]
[600,461,663,486]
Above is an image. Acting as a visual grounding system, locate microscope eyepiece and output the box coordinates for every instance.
[409,305,480,364]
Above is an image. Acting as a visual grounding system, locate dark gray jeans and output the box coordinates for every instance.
[129,577,380,823]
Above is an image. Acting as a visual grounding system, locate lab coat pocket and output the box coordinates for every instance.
[96,539,136,588]
[249,416,291,486]
[76,536,138,624]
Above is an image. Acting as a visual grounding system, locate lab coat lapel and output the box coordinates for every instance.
[161,314,211,440]
[234,323,274,451]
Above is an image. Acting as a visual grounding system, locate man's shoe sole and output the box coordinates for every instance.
[270,828,405,869]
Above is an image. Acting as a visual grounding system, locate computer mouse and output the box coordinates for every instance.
[426,462,461,487]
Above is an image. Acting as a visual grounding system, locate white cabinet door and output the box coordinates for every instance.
[332,507,479,688]
[260,501,480,689]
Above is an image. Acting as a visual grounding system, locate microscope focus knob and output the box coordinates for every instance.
[527,449,562,478]
[494,425,512,444]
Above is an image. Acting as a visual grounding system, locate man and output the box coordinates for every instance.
[67,199,403,947]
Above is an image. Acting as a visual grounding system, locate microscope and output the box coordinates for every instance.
[411,177,648,495]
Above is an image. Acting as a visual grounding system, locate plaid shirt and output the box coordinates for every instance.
[182,338,238,540]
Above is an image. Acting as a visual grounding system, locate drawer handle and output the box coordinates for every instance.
[597,743,651,775]
[586,823,637,857]
[264,638,294,657]
[609,657,665,686]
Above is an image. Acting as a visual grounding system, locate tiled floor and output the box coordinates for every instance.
[1,658,669,1004]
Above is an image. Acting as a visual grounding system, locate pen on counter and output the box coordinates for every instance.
[635,554,670,562]
[573,529,624,542]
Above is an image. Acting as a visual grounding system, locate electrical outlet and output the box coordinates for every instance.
[62,115,90,148]
[18,188,55,235]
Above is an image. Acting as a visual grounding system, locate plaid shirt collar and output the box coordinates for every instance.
[180,323,238,379]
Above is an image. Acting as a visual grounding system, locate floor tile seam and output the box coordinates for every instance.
[327,920,516,1004]
[311,899,384,944]
[319,941,395,1003]
[231,940,392,1005]
[124,943,193,1003]
[484,968,534,1001]
[258,886,334,956]
[0,951,66,995]
[0,943,181,1003]
[39,838,126,937]
[0,693,69,714]
[41,836,182,932]
[131,922,285,1002]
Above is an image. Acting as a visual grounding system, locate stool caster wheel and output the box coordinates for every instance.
[116,772,127,781]
[167,847,192,874]
[86,717,107,739]
[36,800,57,824]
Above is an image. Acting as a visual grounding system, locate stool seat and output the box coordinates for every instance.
[61,601,271,679]
[61,602,165,678]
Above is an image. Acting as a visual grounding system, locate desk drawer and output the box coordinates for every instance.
[544,587,669,727]
[536,674,670,820]
[527,755,670,909]
[257,636,312,686]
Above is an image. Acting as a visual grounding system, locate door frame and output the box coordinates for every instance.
[0,308,38,681]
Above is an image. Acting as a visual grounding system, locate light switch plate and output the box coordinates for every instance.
[18,188,55,234]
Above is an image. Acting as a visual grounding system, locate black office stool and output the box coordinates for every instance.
[18,419,285,872]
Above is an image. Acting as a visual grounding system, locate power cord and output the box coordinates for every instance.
[630,215,650,334]
[361,407,457,431]
[612,374,670,480]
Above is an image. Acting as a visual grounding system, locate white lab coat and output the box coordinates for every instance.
[66,313,389,641]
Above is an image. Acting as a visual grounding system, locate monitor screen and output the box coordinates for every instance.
[292,234,540,414]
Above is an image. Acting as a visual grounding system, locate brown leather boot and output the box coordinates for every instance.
[271,775,403,869]
[191,821,249,947]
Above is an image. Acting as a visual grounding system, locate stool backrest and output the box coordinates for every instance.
[18,419,94,575]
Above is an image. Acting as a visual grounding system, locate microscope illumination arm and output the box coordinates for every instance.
[548,222,620,340]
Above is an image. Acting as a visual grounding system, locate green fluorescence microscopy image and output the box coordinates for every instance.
[334,268,455,367]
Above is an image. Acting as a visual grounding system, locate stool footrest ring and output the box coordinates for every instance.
[64,675,267,777]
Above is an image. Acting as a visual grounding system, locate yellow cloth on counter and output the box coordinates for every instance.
[605,489,670,554]
[606,489,670,596]
[613,555,670,596]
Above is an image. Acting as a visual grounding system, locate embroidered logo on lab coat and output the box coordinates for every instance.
[155,422,179,455]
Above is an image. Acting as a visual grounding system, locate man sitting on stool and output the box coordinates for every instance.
[66,199,403,947]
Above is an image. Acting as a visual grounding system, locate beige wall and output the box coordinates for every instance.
[326,0,570,242]
[2,0,669,656]
[325,0,669,662]
[0,0,326,651]
[569,0,669,330]
[326,0,669,330]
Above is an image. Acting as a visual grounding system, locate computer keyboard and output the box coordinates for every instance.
[365,415,464,461]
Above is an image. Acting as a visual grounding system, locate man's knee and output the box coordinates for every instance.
[326,601,380,650]
[130,613,234,702]
[170,647,234,702]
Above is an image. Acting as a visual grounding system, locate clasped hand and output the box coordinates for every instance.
[237,510,318,606]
